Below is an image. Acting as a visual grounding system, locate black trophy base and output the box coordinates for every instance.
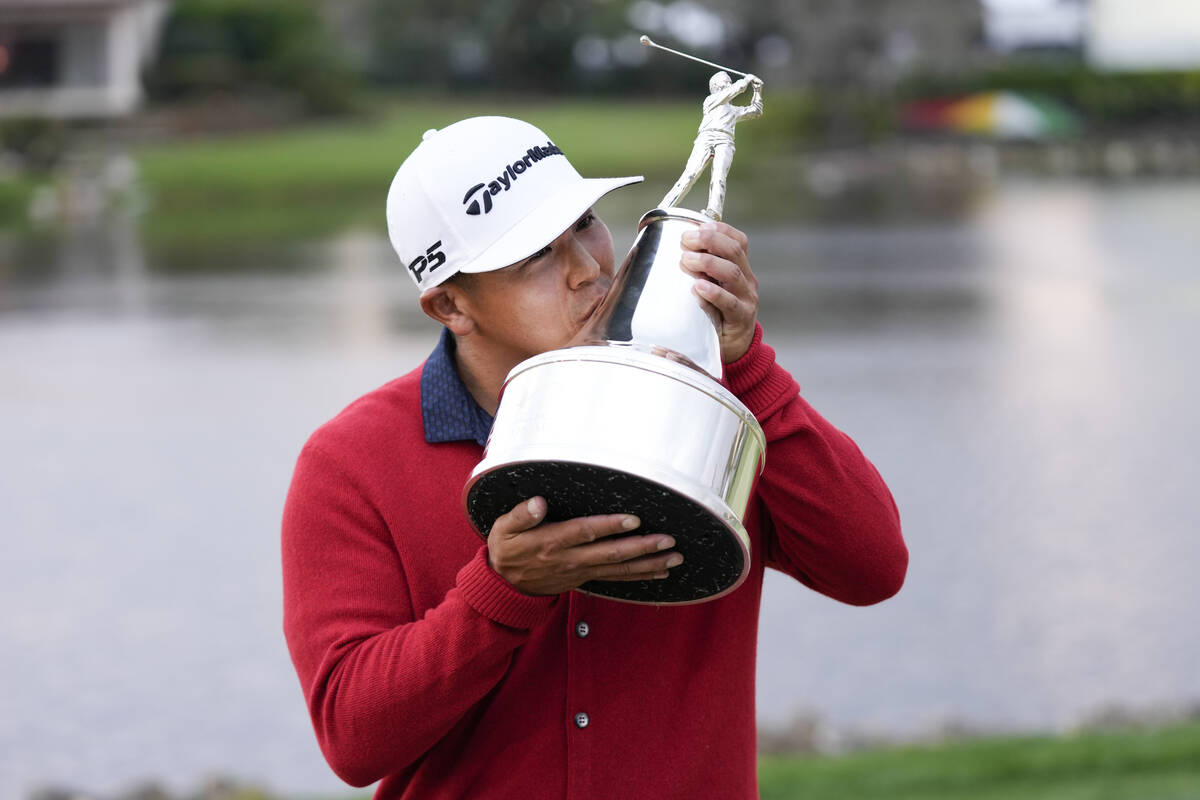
[465,460,747,604]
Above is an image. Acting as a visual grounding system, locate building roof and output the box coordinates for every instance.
[0,0,145,6]
[0,0,151,18]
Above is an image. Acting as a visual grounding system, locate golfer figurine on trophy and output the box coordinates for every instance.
[644,36,764,221]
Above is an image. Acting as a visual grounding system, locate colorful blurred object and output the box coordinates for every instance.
[903,91,1079,139]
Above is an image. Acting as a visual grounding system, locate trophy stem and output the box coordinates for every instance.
[572,208,723,380]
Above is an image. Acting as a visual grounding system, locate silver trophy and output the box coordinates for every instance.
[463,38,767,604]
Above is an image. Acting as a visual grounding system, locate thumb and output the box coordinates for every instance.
[491,496,548,538]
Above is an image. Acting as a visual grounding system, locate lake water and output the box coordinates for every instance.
[1,179,1198,798]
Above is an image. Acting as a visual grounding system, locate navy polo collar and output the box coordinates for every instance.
[420,327,494,447]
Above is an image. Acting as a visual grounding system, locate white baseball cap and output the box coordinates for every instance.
[386,116,643,291]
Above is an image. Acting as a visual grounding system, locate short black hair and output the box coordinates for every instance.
[442,271,478,291]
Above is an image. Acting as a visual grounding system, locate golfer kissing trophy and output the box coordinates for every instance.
[463,36,767,605]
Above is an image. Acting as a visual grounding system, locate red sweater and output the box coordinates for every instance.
[282,326,907,799]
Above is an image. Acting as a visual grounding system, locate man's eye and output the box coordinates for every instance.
[576,213,595,231]
[525,245,551,265]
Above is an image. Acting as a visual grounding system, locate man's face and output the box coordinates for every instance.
[457,208,616,366]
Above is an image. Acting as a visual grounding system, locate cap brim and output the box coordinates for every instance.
[457,175,643,275]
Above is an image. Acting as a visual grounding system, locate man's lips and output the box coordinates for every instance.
[581,291,607,323]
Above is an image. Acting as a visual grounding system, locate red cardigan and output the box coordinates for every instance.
[282,326,907,799]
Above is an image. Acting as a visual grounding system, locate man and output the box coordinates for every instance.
[660,71,764,220]
[282,116,907,799]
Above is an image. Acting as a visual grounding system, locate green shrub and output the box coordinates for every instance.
[0,118,70,171]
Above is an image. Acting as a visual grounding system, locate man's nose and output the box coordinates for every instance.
[562,235,600,289]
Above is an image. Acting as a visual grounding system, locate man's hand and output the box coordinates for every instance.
[487,496,684,596]
[680,221,759,363]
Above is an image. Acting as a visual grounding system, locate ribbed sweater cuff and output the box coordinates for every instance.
[457,545,558,629]
[721,323,799,417]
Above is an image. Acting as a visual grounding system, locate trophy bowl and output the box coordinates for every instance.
[463,209,766,604]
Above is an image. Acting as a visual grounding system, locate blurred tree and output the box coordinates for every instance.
[147,0,361,115]
[363,0,723,93]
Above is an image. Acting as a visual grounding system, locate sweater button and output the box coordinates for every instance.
[576,621,590,638]
[574,712,590,729]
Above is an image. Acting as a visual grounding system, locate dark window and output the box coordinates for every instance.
[0,37,60,88]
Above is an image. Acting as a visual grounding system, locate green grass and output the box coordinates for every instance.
[133,92,811,193]
[757,722,1200,800]
[133,95,705,208]
[287,722,1200,800]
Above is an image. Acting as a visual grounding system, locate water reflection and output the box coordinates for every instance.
[1,179,1198,797]
[325,229,396,350]
[754,179,1198,739]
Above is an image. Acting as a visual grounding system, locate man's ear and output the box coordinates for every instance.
[419,284,476,336]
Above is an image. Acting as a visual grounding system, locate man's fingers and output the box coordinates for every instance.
[683,221,750,257]
[568,533,677,566]
[680,223,756,296]
[680,250,749,294]
[487,498,689,594]
[491,496,548,537]
[550,513,643,548]
[586,551,685,582]
[714,220,751,254]
[492,500,659,552]
[681,225,747,263]
[594,572,671,582]
[692,278,744,317]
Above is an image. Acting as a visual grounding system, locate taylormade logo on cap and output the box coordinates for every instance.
[463,141,565,216]
[386,116,643,292]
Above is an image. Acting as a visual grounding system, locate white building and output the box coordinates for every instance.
[0,0,167,118]
[1087,0,1200,70]
[982,0,1087,53]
